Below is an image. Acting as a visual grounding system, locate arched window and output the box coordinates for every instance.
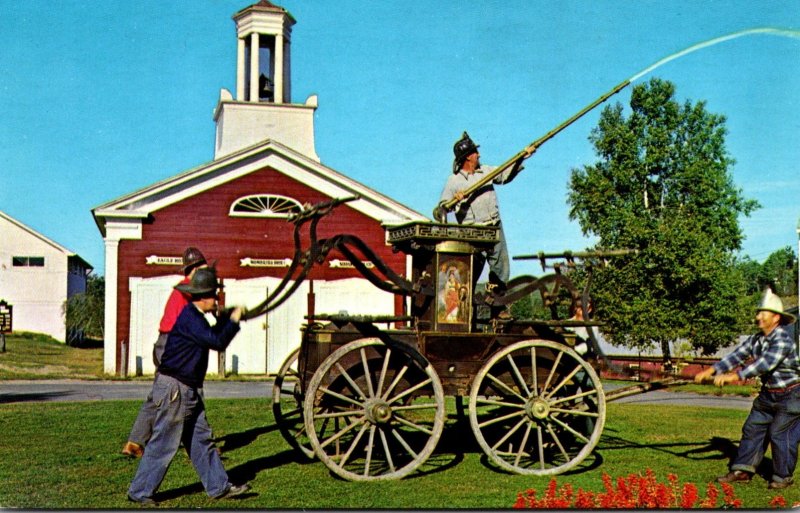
[229,194,302,218]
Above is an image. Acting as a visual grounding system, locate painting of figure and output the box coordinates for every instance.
[437,257,471,325]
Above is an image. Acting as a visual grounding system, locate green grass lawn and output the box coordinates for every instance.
[0,333,271,381]
[0,398,795,509]
[0,332,106,379]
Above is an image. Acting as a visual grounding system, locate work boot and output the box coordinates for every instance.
[768,478,794,490]
[215,483,251,499]
[121,441,144,458]
[717,470,752,484]
[127,494,157,506]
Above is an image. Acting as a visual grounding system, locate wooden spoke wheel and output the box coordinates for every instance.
[303,337,446,481]
[468,339,605,475]
[272,347,315,459]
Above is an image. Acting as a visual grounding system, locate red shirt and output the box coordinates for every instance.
[158,277,192,334]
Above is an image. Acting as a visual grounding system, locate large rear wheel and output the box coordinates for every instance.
[468,339,605,475]
[272,347,314,459]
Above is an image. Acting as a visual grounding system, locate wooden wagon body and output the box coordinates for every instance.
[271,215,607,480]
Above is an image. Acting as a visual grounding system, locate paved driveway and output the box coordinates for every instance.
[0,379,272,403]
[609,387,752,410]
[0,379,752,410]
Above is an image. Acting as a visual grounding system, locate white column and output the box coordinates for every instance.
[249,32,260,102]
[103,239,119,375]
[274,34,284,104]
[236,37,246,101]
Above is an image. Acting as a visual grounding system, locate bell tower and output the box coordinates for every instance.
[213,0,319,161]
[234,0,292,104]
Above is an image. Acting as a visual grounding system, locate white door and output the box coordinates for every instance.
[313,278,396,318]
[128,275,181,375]
[222,279,269,374]
[265,282,310,373]
[224,277,309,374]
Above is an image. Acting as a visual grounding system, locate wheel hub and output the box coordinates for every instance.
[365,398,393,424]
[527,398,550,420]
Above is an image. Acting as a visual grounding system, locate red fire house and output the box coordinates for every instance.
[92,1,426,376]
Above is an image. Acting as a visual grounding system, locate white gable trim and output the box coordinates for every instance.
[0,210,76,257]
[92,139,428,236]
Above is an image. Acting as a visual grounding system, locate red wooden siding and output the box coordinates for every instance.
[114,165,407,369]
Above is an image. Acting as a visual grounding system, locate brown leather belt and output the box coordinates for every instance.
[767,382,800,393]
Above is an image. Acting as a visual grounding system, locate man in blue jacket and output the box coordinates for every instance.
[127,267,250,504]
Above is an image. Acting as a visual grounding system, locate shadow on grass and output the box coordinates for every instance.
[405,411,612,478]
[206,407,772,485]
[0,391,78,403]
[598,428,774,481]
[215,423,280,453]
[154,446,299,502]
[433,408,611,477]
[404,418,475,480]
[226,449,300,483]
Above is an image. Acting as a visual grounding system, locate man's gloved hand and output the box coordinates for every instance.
[216,305,247,321]
[694,366,715,384]
[432,203,447,223]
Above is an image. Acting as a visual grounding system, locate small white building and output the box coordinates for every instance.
[0,210,93,342]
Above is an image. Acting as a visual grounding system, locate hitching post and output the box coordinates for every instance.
[0,300,12,353]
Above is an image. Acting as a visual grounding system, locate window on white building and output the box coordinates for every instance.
[12,256,45,267]
[229,194,302,218]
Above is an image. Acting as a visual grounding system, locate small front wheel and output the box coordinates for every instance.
[303,337,446,481]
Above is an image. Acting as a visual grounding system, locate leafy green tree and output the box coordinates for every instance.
[759,246,797,299]
[567,78,759,360]
[63,274,104,346]
[734,256,763,296]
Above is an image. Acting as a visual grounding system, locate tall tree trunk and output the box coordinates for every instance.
[660,340,673,372]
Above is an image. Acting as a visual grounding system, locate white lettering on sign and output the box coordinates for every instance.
[145,255,183,266]
[240,257,293,268]
[329,259,374,269]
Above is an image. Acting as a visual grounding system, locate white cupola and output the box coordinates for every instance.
[213,0,319,161]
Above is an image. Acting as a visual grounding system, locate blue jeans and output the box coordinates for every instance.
[127,387,157,447]
[126,333,169,446]
[128,374,231,501]
[731,386,800,482]
[487,222,510,284]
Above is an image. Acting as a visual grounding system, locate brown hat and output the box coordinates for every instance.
[175,267,220,297]
[182,247,207,274]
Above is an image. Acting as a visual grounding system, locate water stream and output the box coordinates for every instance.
[628,27,800,83]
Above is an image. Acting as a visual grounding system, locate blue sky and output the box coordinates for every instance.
[1,1,798,277]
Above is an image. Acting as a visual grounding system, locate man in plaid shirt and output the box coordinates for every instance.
[695,287,800,490]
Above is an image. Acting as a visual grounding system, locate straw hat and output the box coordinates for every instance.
[757,287,796,325]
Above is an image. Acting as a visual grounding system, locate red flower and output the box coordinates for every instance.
[574,489,596,509]
[512,470,741,509]
[698,482,719,509]
[769,495,787,508]
[680,482,699,509]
